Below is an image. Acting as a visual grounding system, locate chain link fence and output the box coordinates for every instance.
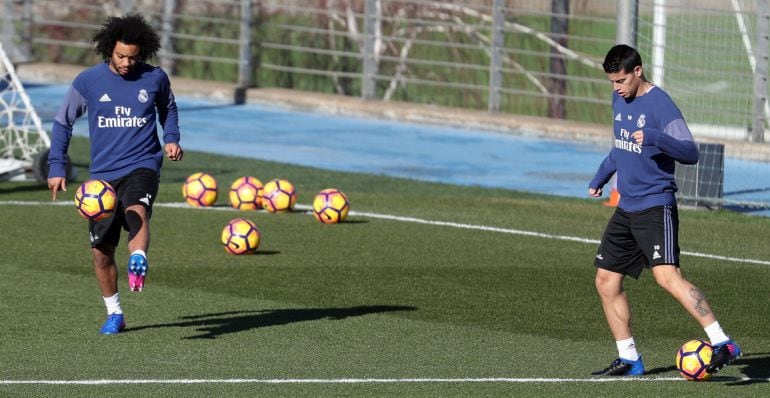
[2,1,767,132]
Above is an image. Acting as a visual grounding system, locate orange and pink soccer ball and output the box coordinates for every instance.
[676,339,713,381]
[183,172,218,207]
[261,179,297,213]
[74,179,117,221]
[229,176,263,210]
[221,218,261,255]
[312,188,350,224]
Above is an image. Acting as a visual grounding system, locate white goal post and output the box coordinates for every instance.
[636,0,770,210]
[0,41,50,182]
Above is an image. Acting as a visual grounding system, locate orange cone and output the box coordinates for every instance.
[603,188,620,207]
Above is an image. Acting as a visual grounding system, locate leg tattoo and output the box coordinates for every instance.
[689,288,711,317]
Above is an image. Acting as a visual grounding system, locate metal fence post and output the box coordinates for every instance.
[616,0,638,46]
[159,0,176,74]
[488,0,503,113]
[21,0,32,59]
[362,0,377,100]
[235,0,253,104]
[1,0,13,55]
[752,0,769,143]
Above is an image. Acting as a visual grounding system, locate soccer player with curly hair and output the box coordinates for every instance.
[48,14,183,335]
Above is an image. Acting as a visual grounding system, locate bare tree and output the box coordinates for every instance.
[548,0,569,119]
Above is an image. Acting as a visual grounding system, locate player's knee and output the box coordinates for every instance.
[652,265,681,291]
[92,246,115,268]
[125,209,145,239]
[654,276,683,294]
[595,270,622,297]
[654,274,671,290]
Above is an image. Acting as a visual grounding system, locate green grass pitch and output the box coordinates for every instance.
[0,137,768,396]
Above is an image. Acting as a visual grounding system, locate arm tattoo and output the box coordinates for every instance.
[689,288,711,317]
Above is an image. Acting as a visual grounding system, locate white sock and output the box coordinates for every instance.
[131,249,147,259]
[103,293,123,315]
[704,321,729,345]
[616,337,640,361]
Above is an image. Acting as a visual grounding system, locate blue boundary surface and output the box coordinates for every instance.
[22,83,770,216]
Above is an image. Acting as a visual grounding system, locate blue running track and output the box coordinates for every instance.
[23,83,769,216]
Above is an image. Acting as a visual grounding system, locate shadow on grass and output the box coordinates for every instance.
[252,250,280,255]
[126,305,416,339]
[644,365,677,375]
[725,353,770,386]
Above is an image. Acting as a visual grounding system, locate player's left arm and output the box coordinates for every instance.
[631,95,699,164]
[155,70,183,161]
[631,121,698,165]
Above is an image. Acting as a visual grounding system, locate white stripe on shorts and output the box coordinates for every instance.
[664,206,673,263]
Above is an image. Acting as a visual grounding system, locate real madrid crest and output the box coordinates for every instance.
[637,114,646,128]
[138,89,149,103]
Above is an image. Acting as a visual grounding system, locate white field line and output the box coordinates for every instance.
[3,200,770,266]
[2,376,765,385]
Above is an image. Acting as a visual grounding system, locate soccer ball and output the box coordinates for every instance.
[229,176,263,210]
[183,172,218,207]
[262,179,297,213]
[74,179,117,221]
[676,339,713,381]
[75,179,117,221]
[312,188,350,224]
[221,218,261,255]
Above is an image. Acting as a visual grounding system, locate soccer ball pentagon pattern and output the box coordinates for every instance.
[74,179,117,221]
[229,176,264,210]
[262,179,297,213]
[221,218,261,255]
[312,188,350,224]
[676,339,713,381]
[183,172,218,207]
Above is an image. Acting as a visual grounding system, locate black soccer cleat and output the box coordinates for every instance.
[591,356,645,376]
[706,340,741,374]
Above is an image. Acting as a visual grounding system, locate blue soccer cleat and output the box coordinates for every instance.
[99,313,125,335]
[707,339,741,374]
[127,253,148,292]
[591,356,645,376]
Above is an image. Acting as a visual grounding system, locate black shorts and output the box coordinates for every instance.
[89,168,159,248]
[593,205,680,279]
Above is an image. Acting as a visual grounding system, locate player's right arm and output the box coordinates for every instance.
[48,85,87,200]
[588,152,616,198]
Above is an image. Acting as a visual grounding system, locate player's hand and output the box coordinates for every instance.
[588,187,602,198]
[631,130,644,145]
[165,142,183,161]
[48,177,66,201]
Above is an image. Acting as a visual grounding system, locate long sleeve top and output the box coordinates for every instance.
[48,61,180,181]
[589,86,698,211]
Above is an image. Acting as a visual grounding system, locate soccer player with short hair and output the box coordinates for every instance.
[47,14,183,335]
[588,44,740,376]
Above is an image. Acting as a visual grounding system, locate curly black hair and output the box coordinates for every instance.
[92,14,160,61]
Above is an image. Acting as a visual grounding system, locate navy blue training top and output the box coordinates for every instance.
[589,86,699,211]
[48,61,180,181]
